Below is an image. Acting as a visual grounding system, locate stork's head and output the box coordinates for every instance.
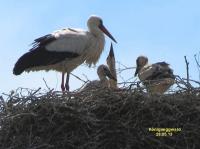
[134,56,148,77]
[87,15,117,43]
[97,65,117,81]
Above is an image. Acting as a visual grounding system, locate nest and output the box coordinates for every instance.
[0,85,200,149]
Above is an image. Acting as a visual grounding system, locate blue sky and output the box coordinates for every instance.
[1,0,200,93]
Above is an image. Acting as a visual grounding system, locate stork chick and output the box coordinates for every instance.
[134,56,175,94]
[83,65,116,90]
[13,15,117,92]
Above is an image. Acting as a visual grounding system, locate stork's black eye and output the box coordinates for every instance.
[99,19,103,25]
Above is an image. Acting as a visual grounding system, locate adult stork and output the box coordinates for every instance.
[106,43,117,88]
[13,15,117,91]
[82,64,116,90]
[134,56,175,94]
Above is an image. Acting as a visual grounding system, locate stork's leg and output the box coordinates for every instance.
[65,73,70,91]
[61,72,65,92]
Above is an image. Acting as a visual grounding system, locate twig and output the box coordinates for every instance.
[184,56,190,86]
[31,87,41,96]
[0,96,10,115]
[175,75,189,89]
[73,81,90,92]
[182,78,200,85]
[5,112,37,119]
[118,81,136,85]
[117,67,135,74]
[175,75,194,91]
[70,73,87,83]
[43,78,51,91]
[116,61,129,69]
[194,54,200,68]
[82,73,90,82]
[194,53,200,80]
[30,144,54,149]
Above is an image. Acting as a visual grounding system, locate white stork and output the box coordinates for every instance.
[82,64,116,90]
[13,15,117,91]
[106,43,117,88]
[134,56,175,94]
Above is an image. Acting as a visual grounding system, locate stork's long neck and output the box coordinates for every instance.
[90,27,105,50]
[95,31,105,55]
[85,27,105,66]
[99,75,108,87]
[99,74,107,82]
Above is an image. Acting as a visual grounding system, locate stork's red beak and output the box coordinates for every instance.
[99,24,117,43]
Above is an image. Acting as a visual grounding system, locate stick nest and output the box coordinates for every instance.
[0,86,200,149]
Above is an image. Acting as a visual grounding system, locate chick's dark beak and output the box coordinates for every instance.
[134,66,140,77]
[104,68,117,81]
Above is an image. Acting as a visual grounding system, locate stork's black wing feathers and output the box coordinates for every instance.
[13,46,79,75]
[154,61,169,67]
[146,62,175,80]
[13,33,80,75]
[31,34,56,51]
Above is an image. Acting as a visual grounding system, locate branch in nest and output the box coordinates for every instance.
[175,75,193,90]
[184,56,191,87]
[117,67,135,74]
[43,78,51,91]
[194,53,200,68]
[194,53,200,81]
[70,73,87,83]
